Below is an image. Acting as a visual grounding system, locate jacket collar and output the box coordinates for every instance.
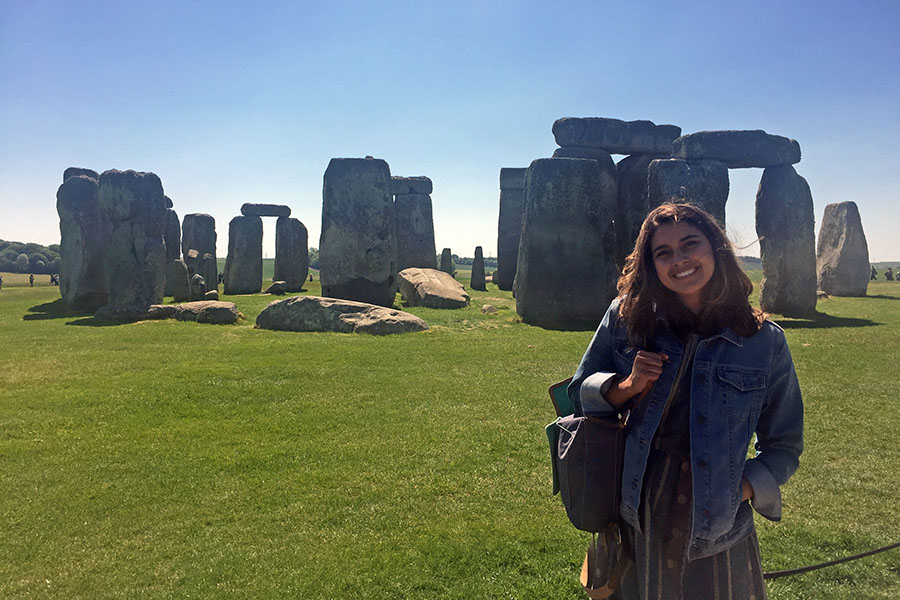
[707,327,743,347]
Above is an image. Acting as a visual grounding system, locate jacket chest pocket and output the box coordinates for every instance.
[716,366,767,441]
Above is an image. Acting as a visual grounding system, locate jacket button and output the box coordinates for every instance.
[697,415,707,424]
[702,509,710,518]
[698,460,708,469]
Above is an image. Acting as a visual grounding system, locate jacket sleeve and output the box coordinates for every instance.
[567,299,621,417]
[742,325,804,521]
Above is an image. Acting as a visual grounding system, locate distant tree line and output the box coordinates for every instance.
[0,240,60,274]
[442,254,498,269]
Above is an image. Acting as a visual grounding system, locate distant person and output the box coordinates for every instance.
[0,274,3,290]
[218,272,224,285]
[29,273,34,287]
[886,267,894,281]
[871,266,878,280]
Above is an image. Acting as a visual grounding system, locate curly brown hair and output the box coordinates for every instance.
[618,203,763,342]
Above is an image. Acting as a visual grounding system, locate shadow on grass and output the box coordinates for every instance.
[64,317,127,327]
[776,311,880,330]
[865,294,900,301]
[24,299,93,321]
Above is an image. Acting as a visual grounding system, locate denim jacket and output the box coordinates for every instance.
[568,298,803,560]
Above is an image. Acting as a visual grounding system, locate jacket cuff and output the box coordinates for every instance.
[580,372,618,415]
[743,459,782,521]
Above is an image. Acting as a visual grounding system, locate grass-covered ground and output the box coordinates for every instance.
[1,272,899,598]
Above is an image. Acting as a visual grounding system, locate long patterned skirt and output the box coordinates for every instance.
[611,450,768,600]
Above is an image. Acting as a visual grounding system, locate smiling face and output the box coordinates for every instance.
[650,221,716,314]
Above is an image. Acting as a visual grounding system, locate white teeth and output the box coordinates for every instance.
[674,267,697,278]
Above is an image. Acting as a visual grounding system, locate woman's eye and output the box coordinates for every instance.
[654,250,671,260]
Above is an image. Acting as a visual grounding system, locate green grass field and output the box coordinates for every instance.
[1,272,899,598]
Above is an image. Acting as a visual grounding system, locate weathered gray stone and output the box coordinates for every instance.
[190,274,206,301]
[756,165,817,316]
[164,209,181,263]
[161,300,239,324]
[240,203,291,218]
[204,289,219,301]
[64,167,99,182]
[181,214,217,290]
[96,169,166,313]
[168,259,190,302]
[163,208,181,297]
[398,267,469,309]
[481,304,497,314]
[552,117,681,155]
[395,193,437,271]
[470,246,486,291]
[648,159,729,227]
[391,176,433,195]
[200,253,217,293]
[816,202,870,296]
[496,168,528,290]
[440,248,454,276]
[319,157,398,307]
[274,217,308,292]
[255,295,428,335]
[265,280,289,295]
[224,215,263,294]
[499,167,527,190]
[516,158,618,329]
[56,175,110,311]
[164,195,173,209]
[673,130,801,169]
[615,154,668,269]
[553,147,617,161]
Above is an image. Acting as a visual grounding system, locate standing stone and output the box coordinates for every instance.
[440,248,454,276]
[470,246,486,291]
[63,167,100,182]
[182,214,217,291]
[552,117,681,155]
[395,193,437,270]
[56,174,110,310]
[164,209,181,262]
[673,130,801,169]
[516,158,618,329]
[816,202,870,296]
[319,157,397,307]
[495,167,526,291]
[615,154,667,268]
[755,166,817,316]
[190,274,207,301]
[274,217,308,292]
[648,159,729,227]
[96,169,167,313]
[168,259,190,302]
[163,208,181,296]
[224,215,263,294]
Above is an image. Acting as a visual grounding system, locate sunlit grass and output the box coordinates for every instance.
[1,277,898,598]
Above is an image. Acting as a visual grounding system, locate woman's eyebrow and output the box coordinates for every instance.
[680,234,701,243]
[651,243,670,254]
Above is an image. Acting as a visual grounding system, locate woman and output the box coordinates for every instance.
[568,203,803,599]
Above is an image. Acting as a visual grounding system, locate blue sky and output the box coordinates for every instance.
[2,0,898,260]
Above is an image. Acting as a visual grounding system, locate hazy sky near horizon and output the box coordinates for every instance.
[2,1,898,260]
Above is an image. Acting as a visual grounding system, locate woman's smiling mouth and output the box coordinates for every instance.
[673,266,699,279]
